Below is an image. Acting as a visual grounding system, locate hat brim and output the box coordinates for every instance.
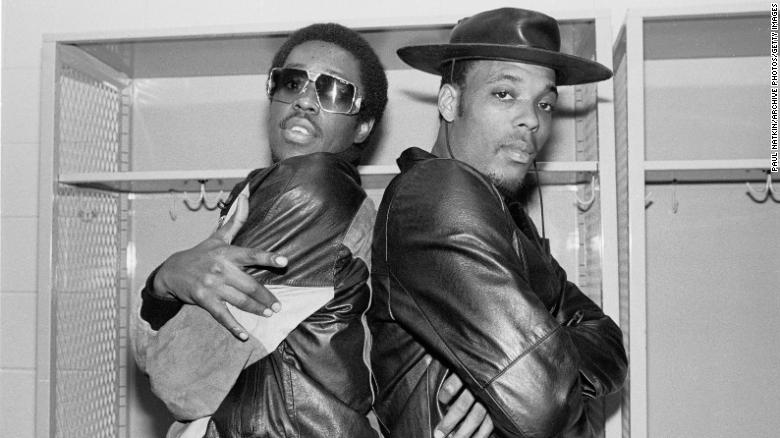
[397,44,612,86]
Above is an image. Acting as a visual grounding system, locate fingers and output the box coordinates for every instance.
[190,277,281,342]
[228,245,288,270]
[220,264,281,315]
[449,401,487,438]
[435,374,474,438]
[472,414,494,438]
[159,188,289,341]
[435,374,494,438]
[438,373,464,405]
[201,298,251,341]
[154,215,290,342]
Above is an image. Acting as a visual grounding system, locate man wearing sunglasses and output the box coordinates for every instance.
[133,23,492,438]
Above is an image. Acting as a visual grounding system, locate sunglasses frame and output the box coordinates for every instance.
[266,67,363,115]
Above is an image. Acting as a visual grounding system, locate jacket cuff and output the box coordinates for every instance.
[139,266,183,330]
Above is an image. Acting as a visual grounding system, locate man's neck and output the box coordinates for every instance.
[335,144,362,166]
[430,123,451,158]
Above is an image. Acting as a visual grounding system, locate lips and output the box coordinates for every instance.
[502,141,536,164]
[507,149,533,163]
[289,124,312,136]
[280,116,320,143]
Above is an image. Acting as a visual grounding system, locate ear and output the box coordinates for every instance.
[352,118,375,144]
[438,84,459,123]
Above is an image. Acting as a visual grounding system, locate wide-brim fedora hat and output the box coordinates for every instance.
[397,8,612,85]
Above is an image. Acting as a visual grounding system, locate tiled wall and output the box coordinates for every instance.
[0,0,729,436]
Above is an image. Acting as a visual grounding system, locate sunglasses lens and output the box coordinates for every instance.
[269,68,309,102]
[314,74,356,114]
[269,68,358,114]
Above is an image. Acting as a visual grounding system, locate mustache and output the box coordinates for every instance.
[279,110,321,136]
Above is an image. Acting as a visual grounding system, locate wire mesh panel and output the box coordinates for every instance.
[52,47,129,438]
[53,188,120,438]
[58,64,122,174]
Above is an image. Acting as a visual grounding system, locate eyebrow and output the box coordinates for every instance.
[487,73,558,96]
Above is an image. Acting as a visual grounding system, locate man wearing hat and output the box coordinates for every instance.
[368,8,628,438]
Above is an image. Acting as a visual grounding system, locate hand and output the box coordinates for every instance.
[152,192,288,341]
[434,373,494,438]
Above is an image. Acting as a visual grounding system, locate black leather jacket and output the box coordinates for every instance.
[139,153,379,437]
[369,148,627,438]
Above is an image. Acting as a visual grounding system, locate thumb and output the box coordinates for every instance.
[216,191,249,244]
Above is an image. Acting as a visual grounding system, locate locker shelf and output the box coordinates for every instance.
[58,161,601,193]
[644,159,774,183]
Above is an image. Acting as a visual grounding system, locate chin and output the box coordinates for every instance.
[486,170,522,197]
[271,143,317,162]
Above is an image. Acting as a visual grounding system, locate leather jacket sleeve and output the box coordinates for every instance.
[550,262,628,402]
[508,201,627,402]
[377,158,626,437]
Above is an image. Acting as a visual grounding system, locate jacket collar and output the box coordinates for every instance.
[399,147,527,203]
[397,147,438,173]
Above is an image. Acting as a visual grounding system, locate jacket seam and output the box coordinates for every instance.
[343,198,378,406]
[485,323,564,386]
[382,183,397,321]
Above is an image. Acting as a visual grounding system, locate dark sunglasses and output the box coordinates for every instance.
[266,67,362,115]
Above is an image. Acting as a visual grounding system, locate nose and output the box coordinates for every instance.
[514,99,540,133]
[293,82,320,114]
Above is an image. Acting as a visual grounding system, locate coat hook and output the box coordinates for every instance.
[575,174,598,211]
[204,188,225,211]
[182,182,205,211]
[183,180,225,211]
[645,191,654,209]
[169,190,178,221]
[745,172,779,203]
[671,178,679,214]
